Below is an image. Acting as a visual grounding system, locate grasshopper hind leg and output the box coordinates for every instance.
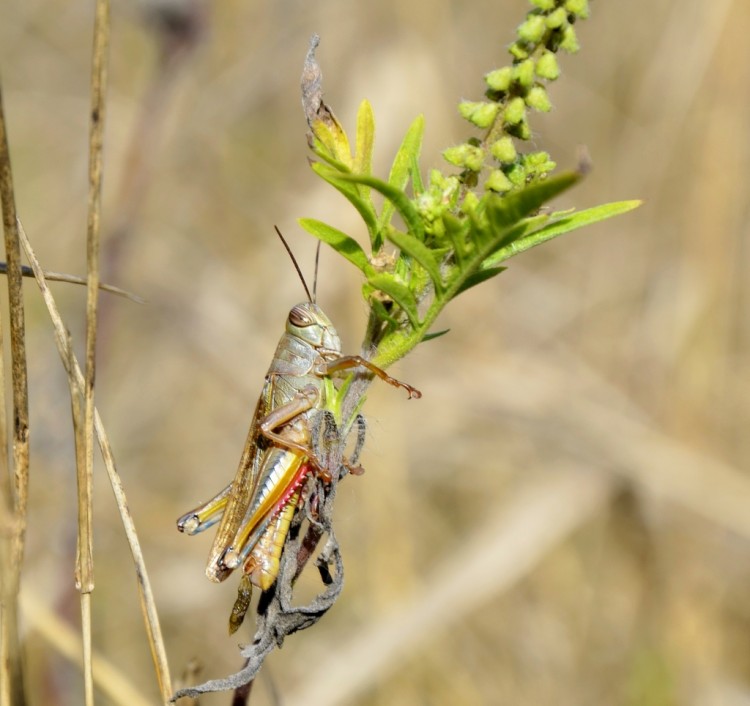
[176,483,232,535]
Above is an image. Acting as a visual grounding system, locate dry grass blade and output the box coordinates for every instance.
[71,0,109,706]
[77,1,110,703]
[18,219,174,704]
[0,264,144,302]
[20,590,154,706]
[0,79,30,706]
[288,466,613,706]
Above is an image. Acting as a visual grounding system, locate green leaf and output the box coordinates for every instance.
[309,114,352,168]
[387,229,444,294]
[340,174,424,242]
[486,171,580,231]
[379,115,425,234]
[488,199,642,265]
[367,296,400,327]
[454,266,507,297]
[310,143,353,174]
[421,328,450,342]
[442,213,470,268]
[311,163,378,237]
[367,273,420,329]
[480,213,550,266]
[353,100,375,206]
[298,218,373,275]
[410,155,424,197]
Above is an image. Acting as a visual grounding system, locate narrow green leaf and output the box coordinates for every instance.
[488,199,642,265]
[480,213,550,267]
[367,295,400,327]
[310,115,352,168]
[454,266,507,297]
[387,229,444,293]
[422,328,450,342]
[486,171,580,232]
[410,155,424,196]
[442,213,470,268]
[298,218,373,275]
[339,174,424,247]
[353,100,375,178]
[311,145,355,174]
[380,115,425,231]
[311,163,378,236]
[367,273,420,329]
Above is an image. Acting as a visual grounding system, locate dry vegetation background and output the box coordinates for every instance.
[1,0,749,704]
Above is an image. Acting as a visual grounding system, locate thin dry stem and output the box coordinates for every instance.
[0,78,29,706]
[20,590,154,706]
[0,263,144,302]
[77,0,109,597]
[18,219,174,704]
[77,2,109,702]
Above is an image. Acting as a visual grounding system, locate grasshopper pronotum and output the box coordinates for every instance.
[177,231,419,632]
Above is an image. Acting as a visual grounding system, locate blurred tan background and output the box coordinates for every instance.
[2,0,750,704]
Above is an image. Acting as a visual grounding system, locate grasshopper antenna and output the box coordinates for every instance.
[312,240,321,304]
[274,225,313,303]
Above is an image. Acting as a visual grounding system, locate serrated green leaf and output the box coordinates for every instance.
[311,163,378,236]
[367,273,420,329]
[380,115,425,232]
[387,229,444,293]
[454,266,507,297]
[488,199,642,265]
[298,218,373,275]
[486,171,580,231]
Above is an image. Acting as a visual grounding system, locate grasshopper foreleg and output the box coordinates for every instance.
[258,384,318,456]
[317,354,421,399]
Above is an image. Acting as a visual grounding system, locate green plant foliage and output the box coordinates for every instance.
[301,0,641,372]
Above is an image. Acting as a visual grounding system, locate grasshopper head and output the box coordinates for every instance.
[287,302,341,352]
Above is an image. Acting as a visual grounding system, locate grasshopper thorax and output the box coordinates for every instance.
[286,302,341,353]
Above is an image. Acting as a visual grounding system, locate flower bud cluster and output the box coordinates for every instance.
[443,0,588,194]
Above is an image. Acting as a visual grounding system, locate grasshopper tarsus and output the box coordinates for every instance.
[177,514,200,535]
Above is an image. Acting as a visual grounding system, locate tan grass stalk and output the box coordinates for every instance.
[75,1,110,703]
[20,590,154,706]
[0,79,30,706]
[18,219,174,704]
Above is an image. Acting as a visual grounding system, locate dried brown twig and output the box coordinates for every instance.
[0,74,30,706]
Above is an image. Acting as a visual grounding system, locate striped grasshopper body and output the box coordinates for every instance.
[177,301,419,631]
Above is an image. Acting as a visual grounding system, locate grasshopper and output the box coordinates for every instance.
[177,232,420,633]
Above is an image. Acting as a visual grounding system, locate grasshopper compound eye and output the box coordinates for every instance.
[288,305,314,327]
